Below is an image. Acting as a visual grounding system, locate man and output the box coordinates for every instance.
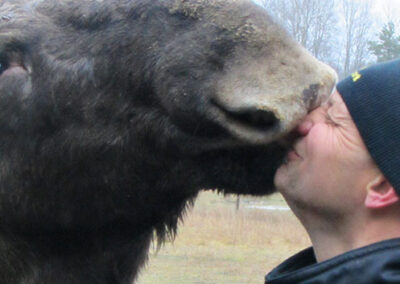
[265,59,400,283]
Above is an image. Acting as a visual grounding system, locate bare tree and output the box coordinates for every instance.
[310,0,336,59]
[259,0,337,62]
[256,0,379,77]
[340,0,373,77]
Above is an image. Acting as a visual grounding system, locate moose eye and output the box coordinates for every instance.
[0,63,5,75]
[0,59,8,75]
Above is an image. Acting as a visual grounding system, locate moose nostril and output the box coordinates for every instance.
[232,109,278,130]
[223,108,278,130]
[211,99,279,131]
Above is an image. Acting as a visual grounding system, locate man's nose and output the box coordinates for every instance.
[297,120,313,137]
[296,104,325,136]
[281,109,317,146]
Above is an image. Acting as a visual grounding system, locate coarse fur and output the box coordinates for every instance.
[0,0,336,283]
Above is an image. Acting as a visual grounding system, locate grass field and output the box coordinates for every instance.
[137,191,310,284]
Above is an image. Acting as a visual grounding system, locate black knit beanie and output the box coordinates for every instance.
[336,59,400,194]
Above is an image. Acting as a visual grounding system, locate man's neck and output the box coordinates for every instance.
[301,211,400,262]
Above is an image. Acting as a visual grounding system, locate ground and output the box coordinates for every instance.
[138,192,310,283]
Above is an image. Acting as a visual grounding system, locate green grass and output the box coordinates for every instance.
[137,192,310,284]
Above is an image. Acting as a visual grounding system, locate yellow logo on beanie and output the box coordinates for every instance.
[351,71,362,82]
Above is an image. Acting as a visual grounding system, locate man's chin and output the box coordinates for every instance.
[274,156,300,193]
[273,163,288,192]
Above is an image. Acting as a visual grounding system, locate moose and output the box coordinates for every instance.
[0,0,336,283]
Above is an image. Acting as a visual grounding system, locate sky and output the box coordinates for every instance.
[253,0,400,25]
[372,0,400,24]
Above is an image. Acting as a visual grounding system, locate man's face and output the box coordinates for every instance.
[275,91,380,216]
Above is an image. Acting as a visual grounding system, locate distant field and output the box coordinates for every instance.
[137,192,310,284]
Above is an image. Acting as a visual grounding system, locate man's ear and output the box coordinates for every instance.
[365,175,399,209]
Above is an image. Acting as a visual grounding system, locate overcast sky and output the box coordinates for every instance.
[372,0,400,24]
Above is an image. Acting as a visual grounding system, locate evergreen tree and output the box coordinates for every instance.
[369,22,400,62]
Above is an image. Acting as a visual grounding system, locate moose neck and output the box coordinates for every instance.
[0,228,153,284]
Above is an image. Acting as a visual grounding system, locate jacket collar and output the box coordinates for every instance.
[265,238,400,284]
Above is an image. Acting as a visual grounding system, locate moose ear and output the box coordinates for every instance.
[365,175,399,209]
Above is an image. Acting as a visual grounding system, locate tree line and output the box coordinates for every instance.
[257,0,400,78]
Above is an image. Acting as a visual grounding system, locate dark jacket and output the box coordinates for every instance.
[265,238,400,283]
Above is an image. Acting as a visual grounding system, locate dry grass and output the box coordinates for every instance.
[137,192,310,284]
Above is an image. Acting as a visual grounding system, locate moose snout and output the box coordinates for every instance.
[308,62,338,111]
[303,80,337,112]
[211,98,279,132]
[211,57,337,145]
